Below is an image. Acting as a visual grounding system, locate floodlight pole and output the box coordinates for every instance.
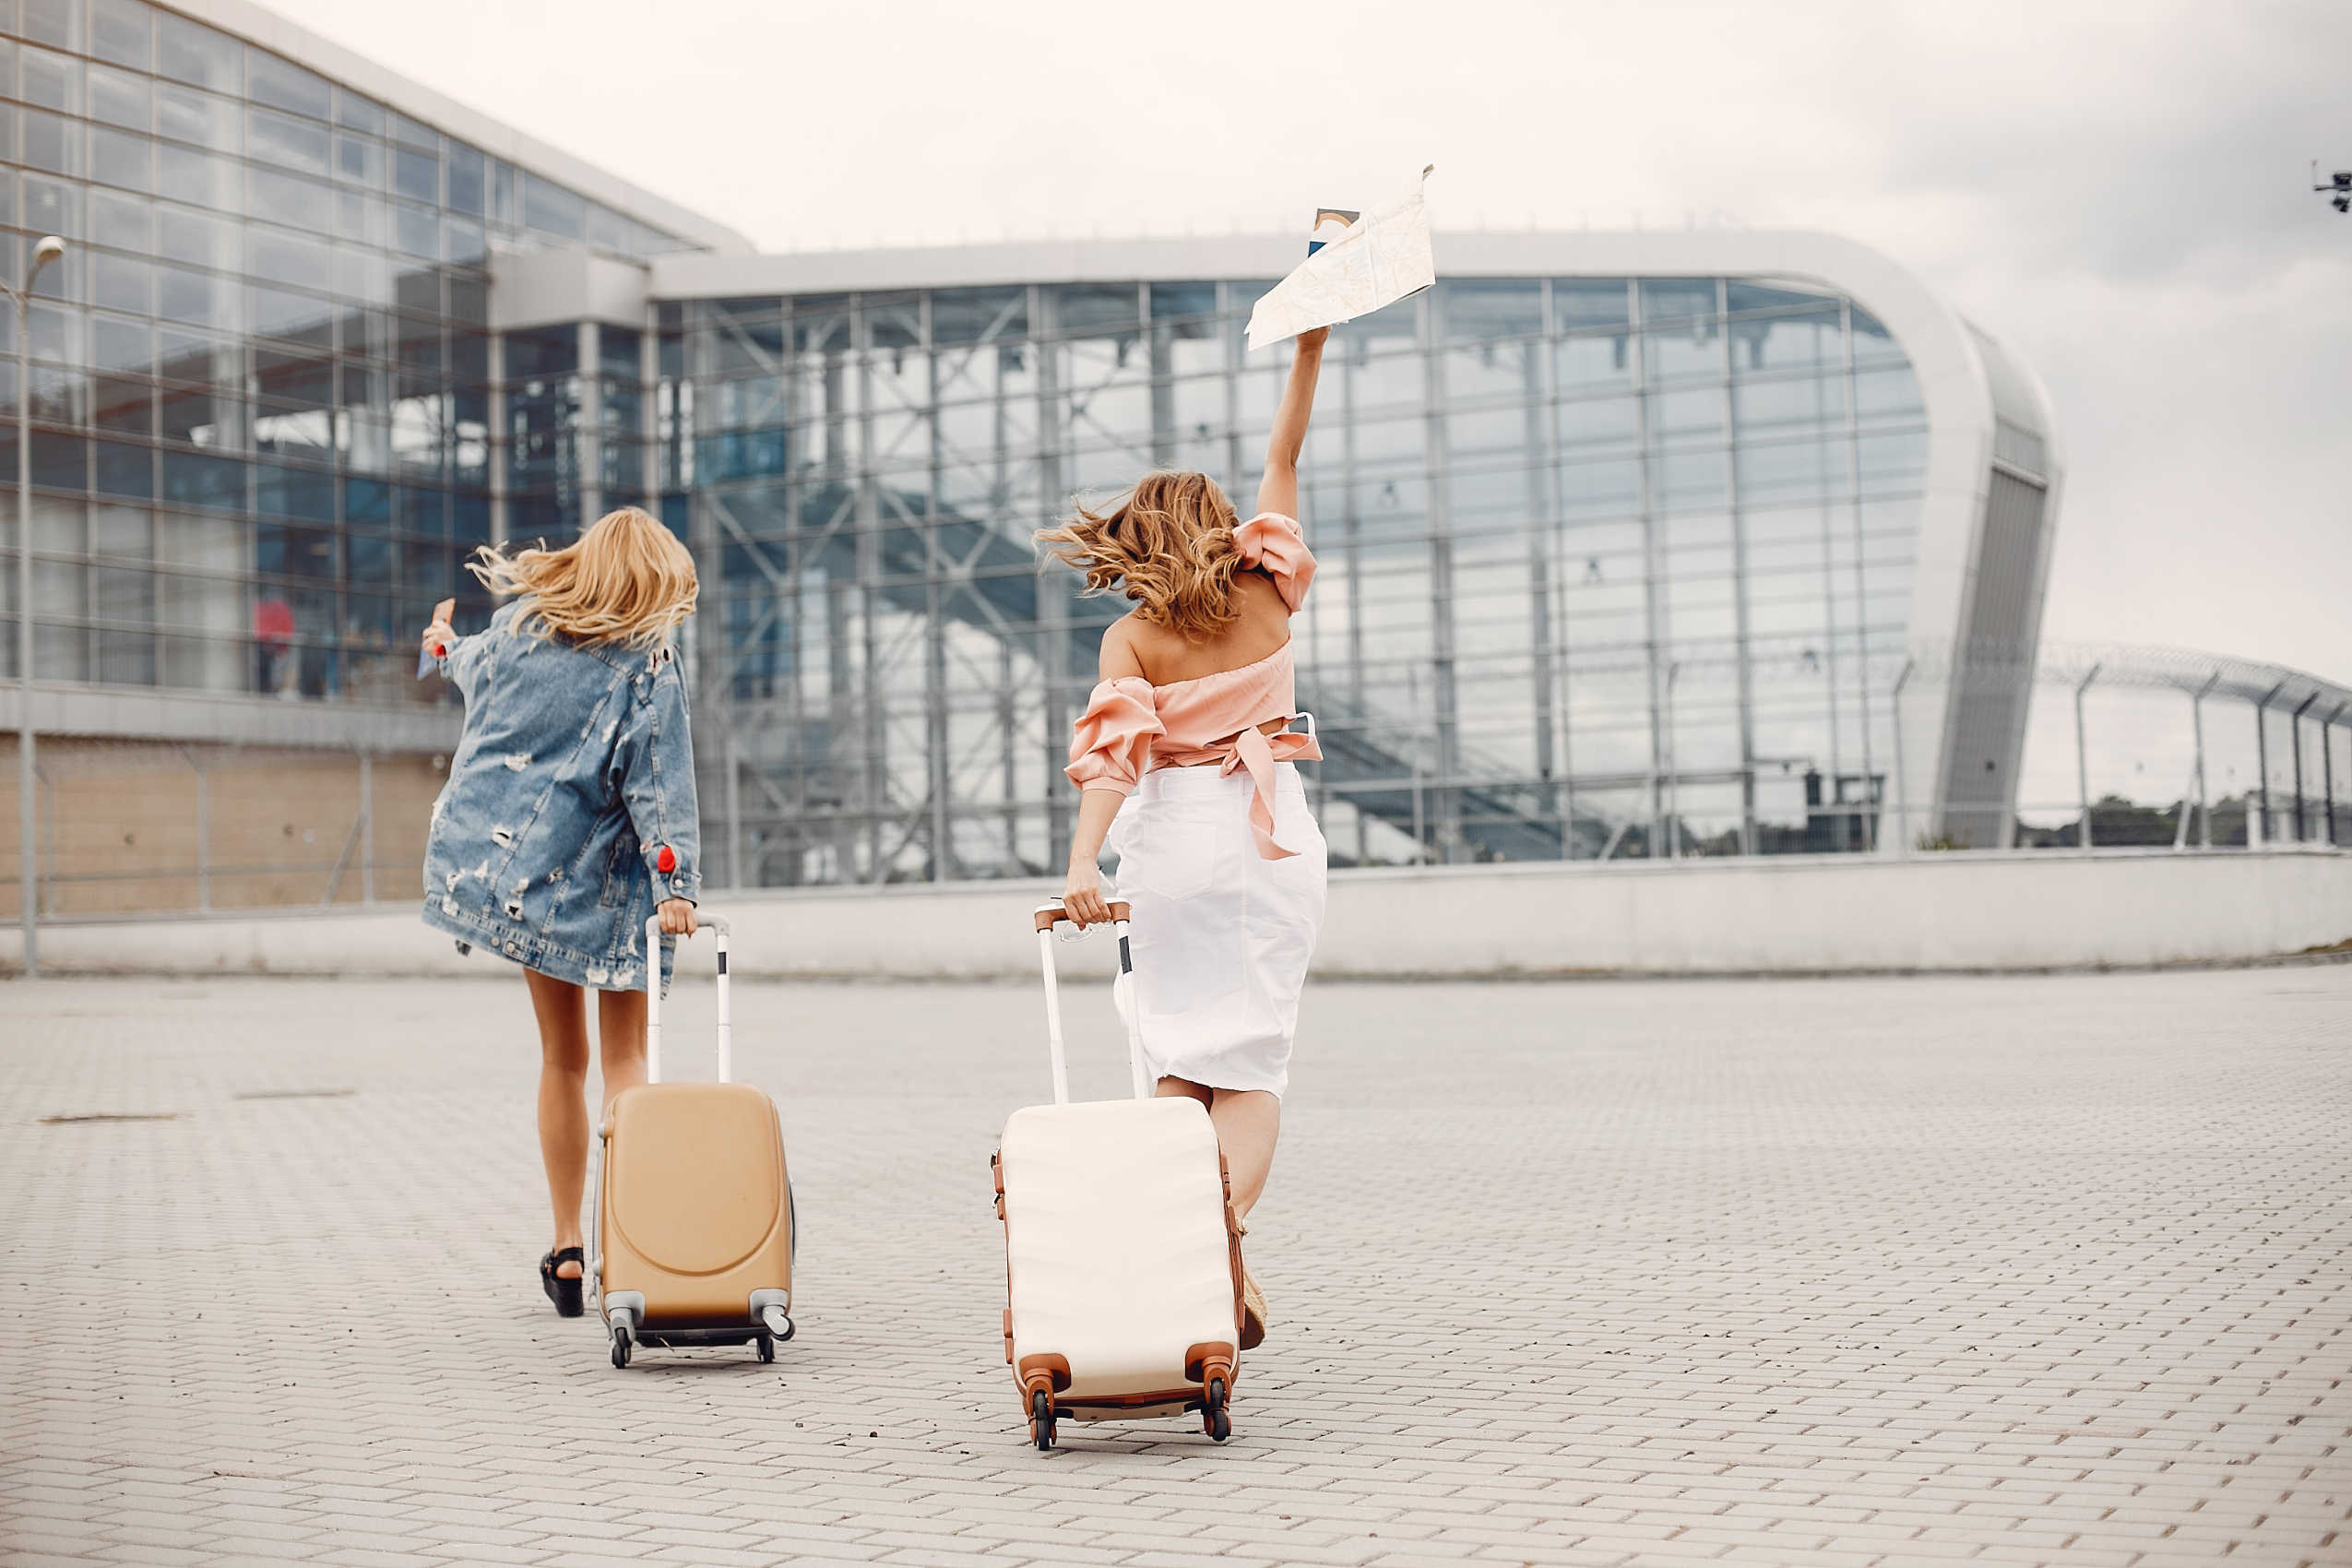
[7,235,64,980]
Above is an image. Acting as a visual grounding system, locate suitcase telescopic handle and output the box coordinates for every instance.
[1032,900,1149,1106]
[644,911,731,1087]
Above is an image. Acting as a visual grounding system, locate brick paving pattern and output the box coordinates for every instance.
[2,963,2347,1566]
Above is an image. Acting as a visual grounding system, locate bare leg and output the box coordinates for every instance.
[597,988,649,1111]
[524,969,591,1278]
[1158,1076,1281,1222]
[1208,1088,1281,1223]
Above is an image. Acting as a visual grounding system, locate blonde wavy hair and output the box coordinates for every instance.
[467,506,698,650]
[1036,471,1243,639]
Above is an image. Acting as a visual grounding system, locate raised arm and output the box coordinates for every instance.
[1253,327,1330,523]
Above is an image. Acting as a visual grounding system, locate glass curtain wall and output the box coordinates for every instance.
[0,0,690,702]
[675,274,1931,886]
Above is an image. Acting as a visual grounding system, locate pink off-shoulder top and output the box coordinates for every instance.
[1065,512,1322,861]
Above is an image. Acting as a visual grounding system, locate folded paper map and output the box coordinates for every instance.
[1246,166,1435,350]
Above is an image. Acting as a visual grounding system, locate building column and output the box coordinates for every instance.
[852,300,885,881]
[1036,285,1072,864]
[1721,279,1757,856]
[487,332,508,546]
[922,292,952,882]
[1629,279,1669,856]
[1524,292,1561,854]
[1419,291,1461,862]
[640,300,661,512]
[576,320,603,525]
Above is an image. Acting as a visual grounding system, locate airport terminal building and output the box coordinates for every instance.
[1,0,2079,912]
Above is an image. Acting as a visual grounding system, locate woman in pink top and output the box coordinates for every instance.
[1037,327,1332,1350]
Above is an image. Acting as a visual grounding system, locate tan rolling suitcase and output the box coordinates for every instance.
[593,912,795,1368]
[992,899,1244,1450]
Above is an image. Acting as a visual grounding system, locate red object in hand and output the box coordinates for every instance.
[656,845,676,873]
[432,643,446,657]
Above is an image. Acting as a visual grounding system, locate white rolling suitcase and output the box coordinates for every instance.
[991,899,1244,1451]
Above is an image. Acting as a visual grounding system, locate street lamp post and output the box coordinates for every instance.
[8,234,65,980]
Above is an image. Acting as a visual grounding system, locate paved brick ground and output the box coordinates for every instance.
[2,962,2347,1566]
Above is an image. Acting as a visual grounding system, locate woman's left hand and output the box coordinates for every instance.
[656,898,697,936]
[1063,861,1111,928]
[1295,326,1330,352]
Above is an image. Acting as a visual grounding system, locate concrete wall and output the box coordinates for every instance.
[6,848,2346,981]
[0,739,444,919]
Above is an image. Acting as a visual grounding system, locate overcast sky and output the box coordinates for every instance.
[280,0,2352,681]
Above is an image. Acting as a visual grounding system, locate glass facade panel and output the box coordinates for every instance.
[0,0,698,706]
[666,272,1930,884]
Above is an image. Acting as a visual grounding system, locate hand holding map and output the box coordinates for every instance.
[1245,165,1436,351]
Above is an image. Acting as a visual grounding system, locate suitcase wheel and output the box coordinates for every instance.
[755,1334,775,1363]
[1029,1388,1056,1452]
[1202,1374,1231,1443]
[609,1324,633,1370]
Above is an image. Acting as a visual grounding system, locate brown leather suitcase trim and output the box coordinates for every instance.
[1017,1352,1073,1395]
[1184,1341,1237,1386]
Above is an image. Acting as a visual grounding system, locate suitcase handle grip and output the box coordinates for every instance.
[1033,900,1130,932]
[1033,900,1150,1105]
[644,911,731,1087]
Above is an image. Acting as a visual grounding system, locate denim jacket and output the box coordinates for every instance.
[421,600,702,992]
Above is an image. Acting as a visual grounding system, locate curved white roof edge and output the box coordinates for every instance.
[164,0,754,255]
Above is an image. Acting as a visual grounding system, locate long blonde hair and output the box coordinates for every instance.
[1036,470,1242,639]
[468,506,697,650]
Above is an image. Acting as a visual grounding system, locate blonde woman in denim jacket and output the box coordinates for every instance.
[421,505,703,1318]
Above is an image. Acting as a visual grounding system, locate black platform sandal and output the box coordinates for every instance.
[540,1247,585,1318]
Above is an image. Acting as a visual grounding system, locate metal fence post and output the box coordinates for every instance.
[2074,663,2100,849]
[183,745,209,912]
[2326,704,2343,849]
[358,749,374,904]
[1664,660,1681,859]
[2191,673,2216,849]
[2253,683,2283,847]
[1890,659,1913,855]
[2289,693,2316,843]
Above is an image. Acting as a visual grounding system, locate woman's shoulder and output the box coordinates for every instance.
[1099,612,1156,677]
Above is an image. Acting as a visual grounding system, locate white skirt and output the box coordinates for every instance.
[1107,762,1328,1099]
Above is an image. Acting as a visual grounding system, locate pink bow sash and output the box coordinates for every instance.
[1152,722,1323,860]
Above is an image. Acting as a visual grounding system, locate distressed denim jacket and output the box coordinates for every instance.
[420,600,702,992]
